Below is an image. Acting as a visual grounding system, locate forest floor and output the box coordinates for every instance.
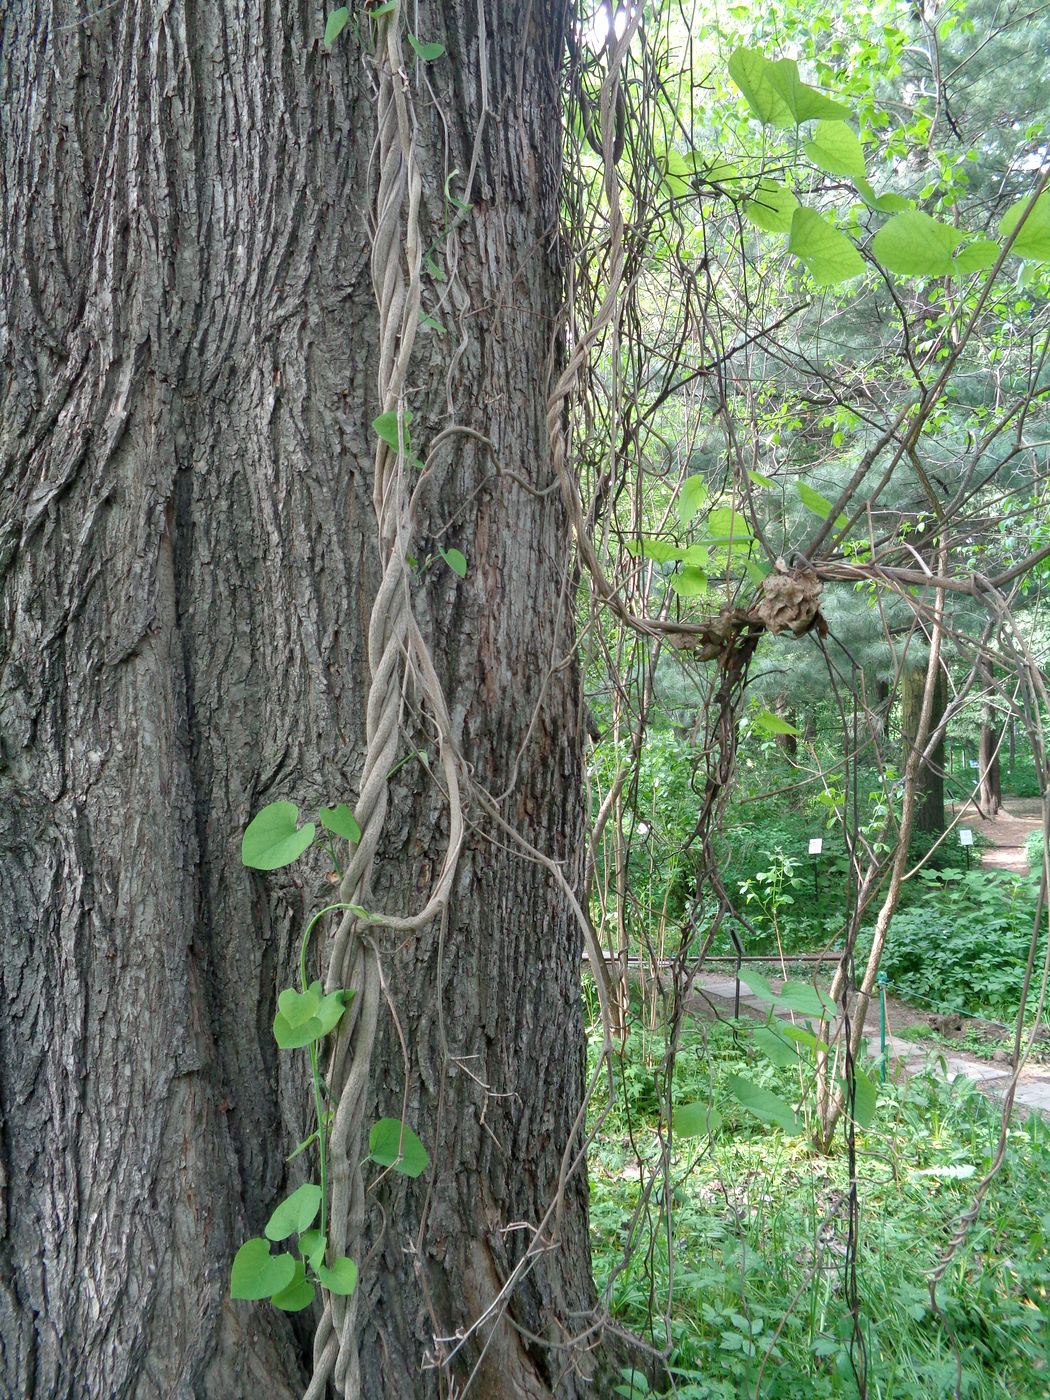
[692,796,1050,1115]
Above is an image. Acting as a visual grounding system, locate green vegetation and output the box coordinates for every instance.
[589,1013,1050,1399]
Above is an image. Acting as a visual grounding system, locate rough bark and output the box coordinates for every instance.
[900,663,946,835]
[979,713,1003,817]
[1,4,595,1398]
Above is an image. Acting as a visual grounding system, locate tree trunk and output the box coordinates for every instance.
[0,5,597,1398]
[978,675,1003,817]
[900,663,946,835]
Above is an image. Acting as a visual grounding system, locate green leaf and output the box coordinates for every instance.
[738,968,777,1004]
[277,986,321,1029]
[752,1024,799,1068]
[838,1068,877,1128]
[728,48,849,128]
[748,470,776,488]
[872,210,965,277]
[953,239,999,273]
[777,981,836,1017]
[670,566,707,598]
[797,481,849,530]
[407,33,445,60]
[999,192,1050,262]
[752,709,799,737]
[312,990,349,1037]
[369,0,397,12]
[659,149,694,200]
[271,1260,316,1312]
[230,1239,297,1300]
[788,207,864,285]
[324,7,349,47]
[317,1256,359,1296]
[705,506,753,541]
[804,121,866,179]
[779,1023,828,1053]
[242,802,316,870]
[320,803,362,843]
[265,1183,322,1242]
[624,537,686,563]
[744,557,772,585]
[298,1228,327,1271]
[273,1011,322,1050]
[677,475,708,528]
[743,181,798,233]
[369,1118,429,1178]
[419,312,447,333]
[440,547,468,578]
[373,410,412,451]
[727,1075,803,1134]
[673,1101,722,1138]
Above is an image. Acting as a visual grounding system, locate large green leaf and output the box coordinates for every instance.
[670,567,707,598]
[743,181,798,233]
[797,481,849,530]
[999,191,1050,262]
[265,1183,322,1242]
[788,208,864,285]
[242,802,316,870]
[738,968,777,1003]
[804,121,866,179]
[872,210,965,277]
[624,537,686,563]
[838,1067,878,1128]
[323,7,349,47]
[273,982,348,1049]
[677,474,708,527]
[729,48,849,128]
[369,1119,430,1178]
[752,1024,799,1068]
[953,239,999,274]
[777,981,836,1017]
[752,709,799,737]
[673,1101,723,1138]
[727,1075,803,1134]
[230,1238,297,1300]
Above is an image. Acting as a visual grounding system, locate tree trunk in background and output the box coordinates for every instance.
[978,672,1003,817]
[900,664,947,835]
[0,5,597,1397]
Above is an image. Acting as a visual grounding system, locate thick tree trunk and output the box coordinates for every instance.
[979,688,1002,817]
[1,4,596,1398]
[900,663,946,835]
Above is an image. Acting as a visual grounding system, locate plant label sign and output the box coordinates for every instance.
[959,828,974,847]
[808,837,823,855]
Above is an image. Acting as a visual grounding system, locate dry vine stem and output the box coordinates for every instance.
[305,13,464,1397]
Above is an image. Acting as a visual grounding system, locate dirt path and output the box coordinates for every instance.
[949,795,1044,874]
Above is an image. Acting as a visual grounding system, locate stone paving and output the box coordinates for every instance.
[694,973,1050,1117]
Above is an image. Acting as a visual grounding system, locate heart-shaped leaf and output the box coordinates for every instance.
[369,1118,429,1178]
[242,803,316,870]
[320,803,362,843]
[804,121,865,179]
[777,981,836,1017]
[373,410,412,451]
[230,1238,297,1300]
[265,1183,322,1242]
[999,191,1050,262]
[727,1075,803,1134]
[673,1102,722,1138]
[324,6,349,47]
[317,1256,359,1296]
[742,181,798,233]
[788,208,865,285]
[273,1011,324,1049]
[407,33,445,60]
[872,210,966,277]
[270,1260,316,1312]
[440,548,468,578]
[313,991,349,1037]
[677,474,708,527]
[278,987,321,1029]
[298,1228,327,1270]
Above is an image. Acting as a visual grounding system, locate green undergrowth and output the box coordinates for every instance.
[587,1010,1050,1399]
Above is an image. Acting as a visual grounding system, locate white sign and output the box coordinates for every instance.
[959,828,974,847]
[969,759,979,769]
[809,837,823,855]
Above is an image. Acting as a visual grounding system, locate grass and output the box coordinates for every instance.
[588,1009,1050,1399]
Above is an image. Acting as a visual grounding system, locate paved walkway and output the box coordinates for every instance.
[693,972,1050,1117]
